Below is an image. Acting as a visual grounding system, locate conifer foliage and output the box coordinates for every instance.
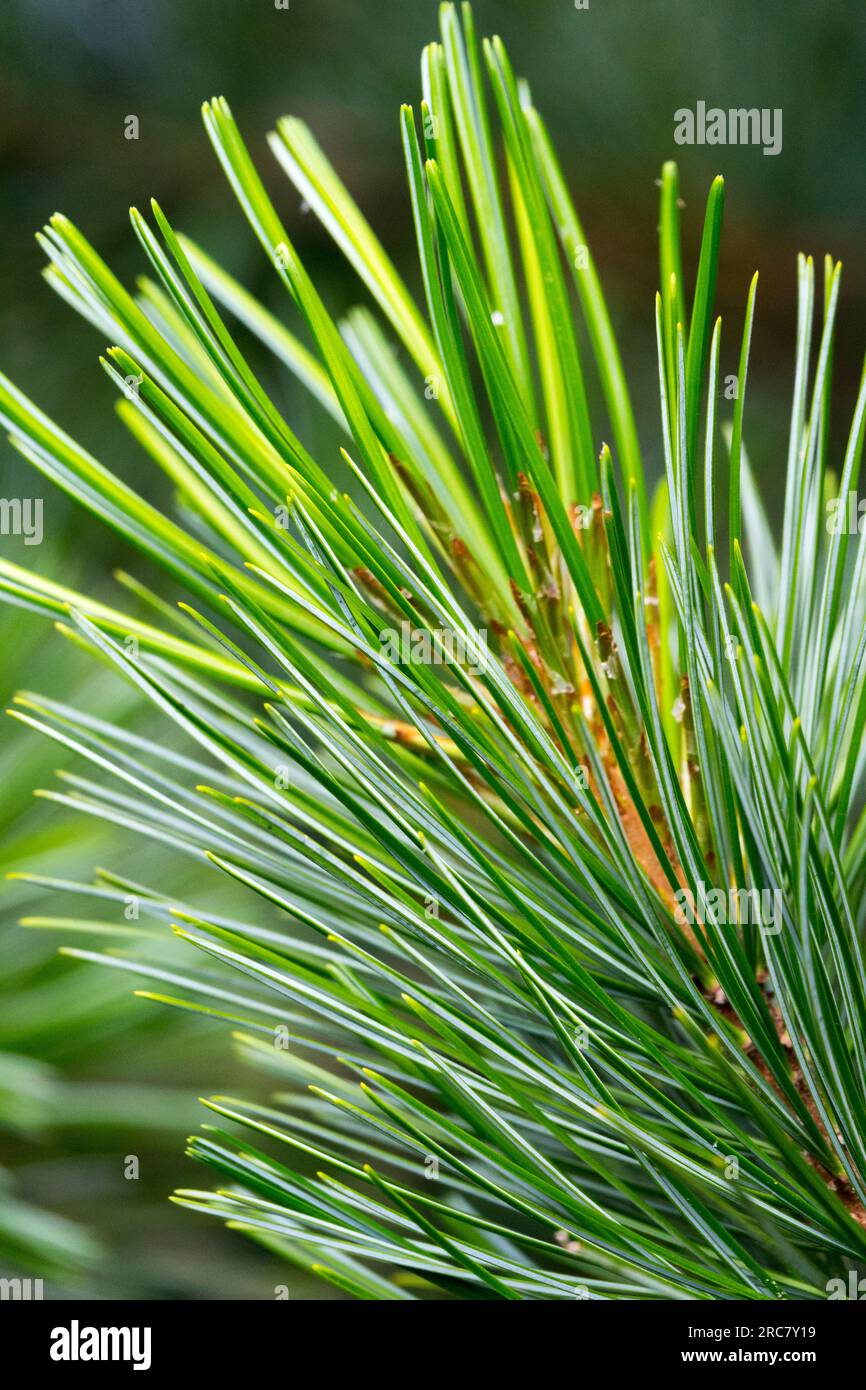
[2,3,866,1299]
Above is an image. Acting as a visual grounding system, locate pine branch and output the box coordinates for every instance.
[2,1,866,1300]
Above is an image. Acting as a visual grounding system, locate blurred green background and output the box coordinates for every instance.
[0,0,864,1298]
